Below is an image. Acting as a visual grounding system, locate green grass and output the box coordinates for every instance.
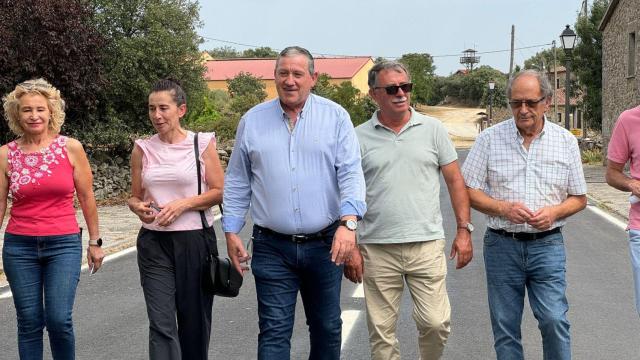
[581,149,603,164]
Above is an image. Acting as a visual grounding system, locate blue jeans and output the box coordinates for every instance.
[628,229,640,315]
[251,225,343,360]
[483,229,570,360]
[2,232,82,360]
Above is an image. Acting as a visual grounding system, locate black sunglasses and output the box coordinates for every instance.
[374,83,413,95]
[509,96,546,108]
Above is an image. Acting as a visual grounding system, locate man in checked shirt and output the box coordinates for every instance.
[461,69,587,360]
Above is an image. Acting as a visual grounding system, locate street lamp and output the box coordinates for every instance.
[560,24,577,130]
[488,81,495,126]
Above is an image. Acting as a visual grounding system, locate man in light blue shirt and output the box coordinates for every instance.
[222,46,366,360]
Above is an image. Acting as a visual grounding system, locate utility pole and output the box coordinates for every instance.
[509,25,515,76]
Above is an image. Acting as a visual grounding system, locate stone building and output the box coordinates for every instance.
[599,0,640,149]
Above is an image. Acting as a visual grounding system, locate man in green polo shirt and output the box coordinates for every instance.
[344,61,473,360]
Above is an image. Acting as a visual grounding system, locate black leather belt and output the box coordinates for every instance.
[488,227,561,241]
[255,221,339,244]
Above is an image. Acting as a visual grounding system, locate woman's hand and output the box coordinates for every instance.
[87,245,105,274]
[155,198,189,227]
[129,200,157,224]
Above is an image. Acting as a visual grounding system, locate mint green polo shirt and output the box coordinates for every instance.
[355,108,457,244]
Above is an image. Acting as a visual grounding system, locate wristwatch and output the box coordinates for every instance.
[457,223,474,233]
[88,238,103,247]
[339,219,358,231]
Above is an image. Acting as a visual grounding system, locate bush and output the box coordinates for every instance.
[581,149,603,164]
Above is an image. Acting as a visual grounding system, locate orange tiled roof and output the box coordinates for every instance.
[204,57,372,81]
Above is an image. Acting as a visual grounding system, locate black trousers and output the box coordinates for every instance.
[137,227,216,360]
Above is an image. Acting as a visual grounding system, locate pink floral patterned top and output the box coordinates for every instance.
[6,135,79,236]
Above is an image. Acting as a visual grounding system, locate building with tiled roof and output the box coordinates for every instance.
[545,66,583,130]
[599,0,640,150]
[204,56,374,99]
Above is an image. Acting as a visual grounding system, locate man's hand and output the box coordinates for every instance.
[528,206,558,230]
[344,247,364,283]
[449,229,473,269]
[331,225,355,265]
[502,201,534,224]
[629,179,640,198]
[225,232,250,276]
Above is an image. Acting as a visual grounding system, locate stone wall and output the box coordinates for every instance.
[90,141,234,200]
[601,0,640,152]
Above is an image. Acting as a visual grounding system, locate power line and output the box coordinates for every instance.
[200,35,552,59]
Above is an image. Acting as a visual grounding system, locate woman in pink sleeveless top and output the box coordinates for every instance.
[127,79,224,360]
[0,79,104,359]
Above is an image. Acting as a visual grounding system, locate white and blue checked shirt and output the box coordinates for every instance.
[461,117,587,233]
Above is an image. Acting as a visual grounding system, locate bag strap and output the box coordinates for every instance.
[194,132,224,230]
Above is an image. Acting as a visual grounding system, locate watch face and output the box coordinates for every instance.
[97,238,103,246]
[467,223,474,232]
[346,219,358,231]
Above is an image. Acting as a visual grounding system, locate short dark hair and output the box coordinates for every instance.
[276,46,315,74]
[151,78,187,106]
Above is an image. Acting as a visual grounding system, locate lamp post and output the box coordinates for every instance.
[488,81,495,126]
[560,24,577,130]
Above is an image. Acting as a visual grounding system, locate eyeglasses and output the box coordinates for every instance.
[509,96,546,108]
[374,83,413,95]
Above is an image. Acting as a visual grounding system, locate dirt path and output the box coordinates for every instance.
[416,105,485,148]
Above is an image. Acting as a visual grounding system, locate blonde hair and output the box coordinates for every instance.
[2,78,66,136]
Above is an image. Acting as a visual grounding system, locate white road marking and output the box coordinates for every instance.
[0,214,224,300]
[341,283,364,349]
[586,204,627,230]
[352,283,364,298]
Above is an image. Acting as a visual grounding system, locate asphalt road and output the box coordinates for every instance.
[1,150,639,359]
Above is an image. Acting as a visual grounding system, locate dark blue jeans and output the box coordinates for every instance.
[3,232,82,360]
[483,229,571,360]
[251,225,343,360]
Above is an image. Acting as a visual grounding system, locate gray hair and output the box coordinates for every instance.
[506,69,554,99]
[276,46,315,74]
[368,61,411,88]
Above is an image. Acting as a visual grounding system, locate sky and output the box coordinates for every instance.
[197,0,588,76]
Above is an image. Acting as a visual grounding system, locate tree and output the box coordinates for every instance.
[0,0,105,144]
[207,46,241,58]
[312,75,376,125]
[435,66,506,107]
[524,48,565,71]
[398,53,436,105]
[90,0,207,153]
[573,0,608,129]
[226,72,267,115]
[226,72,267,100]
[242,47,278,58]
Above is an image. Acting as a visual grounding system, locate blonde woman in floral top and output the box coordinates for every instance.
[0,79,104,360]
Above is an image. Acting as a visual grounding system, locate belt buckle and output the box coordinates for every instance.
[292,235,306,243]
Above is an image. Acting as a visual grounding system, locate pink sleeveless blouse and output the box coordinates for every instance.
[135,131,216,231]
[6,135,80,236]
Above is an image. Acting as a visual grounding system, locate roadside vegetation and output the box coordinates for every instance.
[1,0,606,159]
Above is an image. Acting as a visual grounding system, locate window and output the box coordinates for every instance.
[629,32,636,77]
[557,113,562,123]
[556,78,560,89]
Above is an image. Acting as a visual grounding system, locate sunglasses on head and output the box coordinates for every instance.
[374,83,413,95]
[19,81,47,91]
[508,96,546,108]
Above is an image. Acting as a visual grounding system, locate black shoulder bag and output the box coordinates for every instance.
[194,132,243,297]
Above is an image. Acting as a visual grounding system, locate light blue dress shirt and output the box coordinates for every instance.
[222,94,367,235]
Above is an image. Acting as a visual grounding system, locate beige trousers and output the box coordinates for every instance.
[360,240,451,360]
